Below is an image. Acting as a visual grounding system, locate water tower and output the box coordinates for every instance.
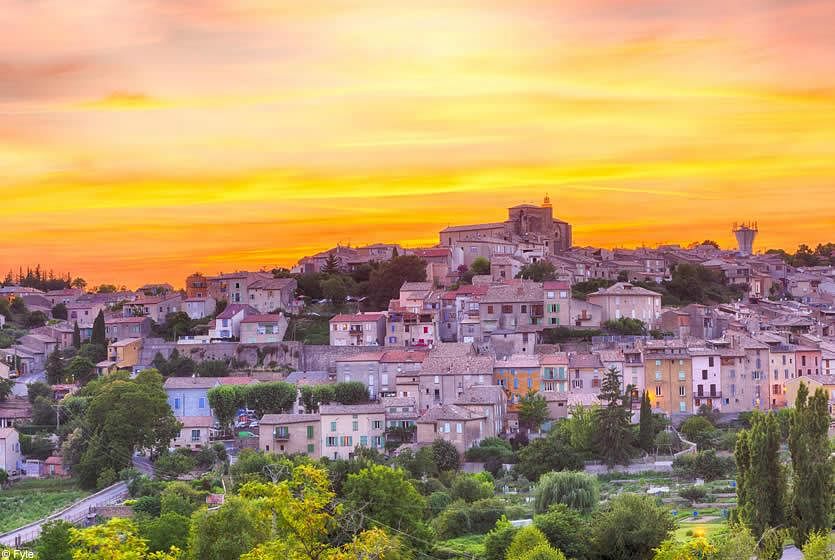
[733,221,758,256]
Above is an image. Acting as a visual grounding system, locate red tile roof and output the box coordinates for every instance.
[330,313,385,323]
[241,314,284,324]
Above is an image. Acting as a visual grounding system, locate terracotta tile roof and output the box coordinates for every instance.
[481,282,543,303]
[330,313,385,323]
[494,354,540,368]
[335,351,386,363]
[380,350,428,363]
[248,277,296,290]
[440,222,505,233]
[568,353,604,369]
[411,248,450,258]
[241,314,284,324]
[587,282,662,297]
[106,316,149,324]
[400,282,432,292]
[381,396,416,408]
[260,413,320,424]
[455,385,505,405]
[417,403,486,423]
[319,403,385,415]
[540,352,569,365]
[163,376,259,389]
[543,281,570,290]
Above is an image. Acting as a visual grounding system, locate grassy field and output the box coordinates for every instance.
[437,534,486,558]
[0,478,89,533]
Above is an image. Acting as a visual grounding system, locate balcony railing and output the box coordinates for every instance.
[694,392,722,399]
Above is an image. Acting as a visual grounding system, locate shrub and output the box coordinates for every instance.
[679,485,708,504]
[432,497,507,539]
[506,526,549,560]
[672,450,734,481]
[133,495,162,517]
[451,474,494,502]
[534,503,589,559]
[589,493,675,560]
[533,471,599,515]
[484,516,517,560]
[465,437,514,463]
[427,491,453,516]
[432,439,461,472]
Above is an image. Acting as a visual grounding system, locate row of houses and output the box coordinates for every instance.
[328,279,662,352]
[163,371,507,456]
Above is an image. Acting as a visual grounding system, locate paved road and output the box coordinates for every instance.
[11,369,45,397]
[0,482,128,547]
[132,453,156,478]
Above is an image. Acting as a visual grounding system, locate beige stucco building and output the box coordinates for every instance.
[587,282,662,327]
[319,404,386,459]
[259,413,321,457]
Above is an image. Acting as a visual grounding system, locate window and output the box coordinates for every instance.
[198,397,206,409]
[487,305,494,314]
[307,443,315,454]
[592,378,600,388]
[547,291,555,299]
[655,385,662,396]
[456,423,463,433]
[340,436,353,446]
[443,422,450,433]
[679,401,686,412]
[330,421,337,432]
[352,421,358,431]
[521,305,527,313]
[434,375,440,384]
[560,290,567,298]
[678,371,686,381]
[655,360,662,366]
[360,435,368,446]
[701,370,708,380]
[655,371,662,381]
[173,397,181,410]
[708,356,714,367]
[501,304,513,314]
[679,385,686,397]
[307,426,314,439]
[326,436,338,447]
[191,429,201,442]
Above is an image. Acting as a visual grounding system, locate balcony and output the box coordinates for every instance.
[274,428,290,440]
[694,392,722,400]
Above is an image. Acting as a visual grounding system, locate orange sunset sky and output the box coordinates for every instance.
[2,0,834,288]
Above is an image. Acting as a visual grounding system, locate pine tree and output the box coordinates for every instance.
[90,310,106,348]
[735,412,785,539]
[594,366,635,467]
[46,350,65,385]
[322,252,341,275]
[638,391,654,452]
[788,382,833,547]
[72,322,82,349]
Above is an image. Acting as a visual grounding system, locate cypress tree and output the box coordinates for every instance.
[735,412,785,539]
[788,382,833,546]
[90,310,106,347]
[638,390,654,451]
[72,322,81,349]
[594,366,634,467]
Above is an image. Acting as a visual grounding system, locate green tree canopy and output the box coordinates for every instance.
[788,383,833,547]
[516,261,557,282]
[533,471,599,515]
[518,391,549,433]
[589,493,674,560]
